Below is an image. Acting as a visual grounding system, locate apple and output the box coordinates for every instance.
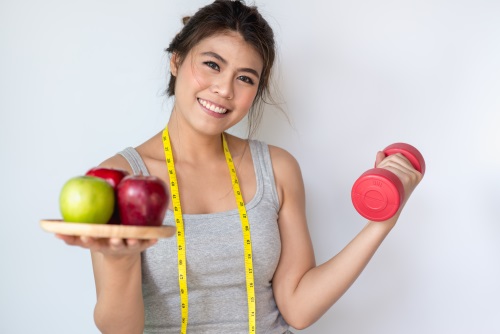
[85,167,129,224]
[59,176,115,224]
[86,167,129,188]
[116,175,169,226]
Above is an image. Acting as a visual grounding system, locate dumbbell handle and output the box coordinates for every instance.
[351,143,425,221]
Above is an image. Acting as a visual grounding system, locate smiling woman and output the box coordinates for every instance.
[54,1,423,333]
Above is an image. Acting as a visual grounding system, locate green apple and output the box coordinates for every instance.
[59,175,115,224]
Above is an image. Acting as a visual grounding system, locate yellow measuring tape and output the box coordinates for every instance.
[162,126,256,333]
[162,128,189,334]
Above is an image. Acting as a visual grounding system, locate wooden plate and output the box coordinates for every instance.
[40,219,176,239]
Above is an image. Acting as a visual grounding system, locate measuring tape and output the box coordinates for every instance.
[222,132,257,333]
[162,126,256,333]
[163,127,189,333]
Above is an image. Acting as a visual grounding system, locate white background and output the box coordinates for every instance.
[1,0,499,333]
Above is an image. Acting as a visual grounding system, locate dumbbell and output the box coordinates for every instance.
[351,143,425,221]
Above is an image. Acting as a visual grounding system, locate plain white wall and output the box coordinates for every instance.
[1,0,499,333]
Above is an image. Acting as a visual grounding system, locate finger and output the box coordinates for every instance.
[381,158,421,181]
[109,237,126,251]
[133,238,158,252]
[124,238,143,251]
[375,151,386,167]
[147,238,158,247]
[81,236,95,245]
[378,153,413,171]
[55,234,87,247]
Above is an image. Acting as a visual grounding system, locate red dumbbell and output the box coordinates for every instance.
[351,143,425,221]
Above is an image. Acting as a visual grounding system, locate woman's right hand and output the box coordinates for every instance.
[55,234,157,258]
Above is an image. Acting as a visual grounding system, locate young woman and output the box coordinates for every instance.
[57,1,423,333]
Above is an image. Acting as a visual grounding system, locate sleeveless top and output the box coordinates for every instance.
[118,140,290,334]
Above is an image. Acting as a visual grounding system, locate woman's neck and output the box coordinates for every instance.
[166,117,226,165]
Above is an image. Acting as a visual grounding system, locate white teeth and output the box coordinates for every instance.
[199,99,227,114]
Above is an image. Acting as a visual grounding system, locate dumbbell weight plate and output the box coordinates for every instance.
[351,168,404,222]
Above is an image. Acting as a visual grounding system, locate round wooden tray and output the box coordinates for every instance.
[40,219,176,239]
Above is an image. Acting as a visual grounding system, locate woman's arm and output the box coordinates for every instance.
[270,147,422,330]
[57,235,156,334]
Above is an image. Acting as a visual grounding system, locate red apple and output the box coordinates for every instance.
[86,167,129,188]
[116,175,169,226]
[85,167,129,224]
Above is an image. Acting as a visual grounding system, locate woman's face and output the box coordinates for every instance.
[170,31,263,136]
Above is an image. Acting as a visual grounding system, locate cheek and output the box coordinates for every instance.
[239,89,258,109]
[190,68,210,88]
[178,63,208,91]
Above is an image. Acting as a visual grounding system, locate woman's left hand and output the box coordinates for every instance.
[374,151,423,207]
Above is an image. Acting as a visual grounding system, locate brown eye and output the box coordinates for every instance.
[204,61,220,71]
[238,76,254,85]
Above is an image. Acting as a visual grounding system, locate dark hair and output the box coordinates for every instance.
[165,0,277,137]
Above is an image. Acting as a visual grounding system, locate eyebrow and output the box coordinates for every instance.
[201,51,261,79]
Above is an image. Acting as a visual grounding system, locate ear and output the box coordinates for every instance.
[170,53,179,77]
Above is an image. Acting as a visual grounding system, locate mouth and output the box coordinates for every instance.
[198,98,229,114]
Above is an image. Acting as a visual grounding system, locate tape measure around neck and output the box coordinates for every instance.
[162,126,256,334]
[162,127,188,334]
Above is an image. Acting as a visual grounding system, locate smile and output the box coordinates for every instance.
[198,98,228,114]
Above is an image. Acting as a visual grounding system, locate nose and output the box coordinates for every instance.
[210,73,233,99]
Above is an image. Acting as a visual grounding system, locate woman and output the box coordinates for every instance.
[57,1,423,333]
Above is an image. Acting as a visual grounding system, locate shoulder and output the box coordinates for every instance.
[268,144,302,177]
[266,144,304,208]
[237,137,302,178]
[267,144,299,166]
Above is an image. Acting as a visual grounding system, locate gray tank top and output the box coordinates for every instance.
[118,140,290,334]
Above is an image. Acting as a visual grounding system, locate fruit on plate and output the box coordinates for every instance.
[59,176,115,224]
[85,167,129,224]
[117,175,169,226]
[85,167,129,188]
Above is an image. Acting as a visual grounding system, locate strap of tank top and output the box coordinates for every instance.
[249,140,280,211]
[118,147,150,176]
